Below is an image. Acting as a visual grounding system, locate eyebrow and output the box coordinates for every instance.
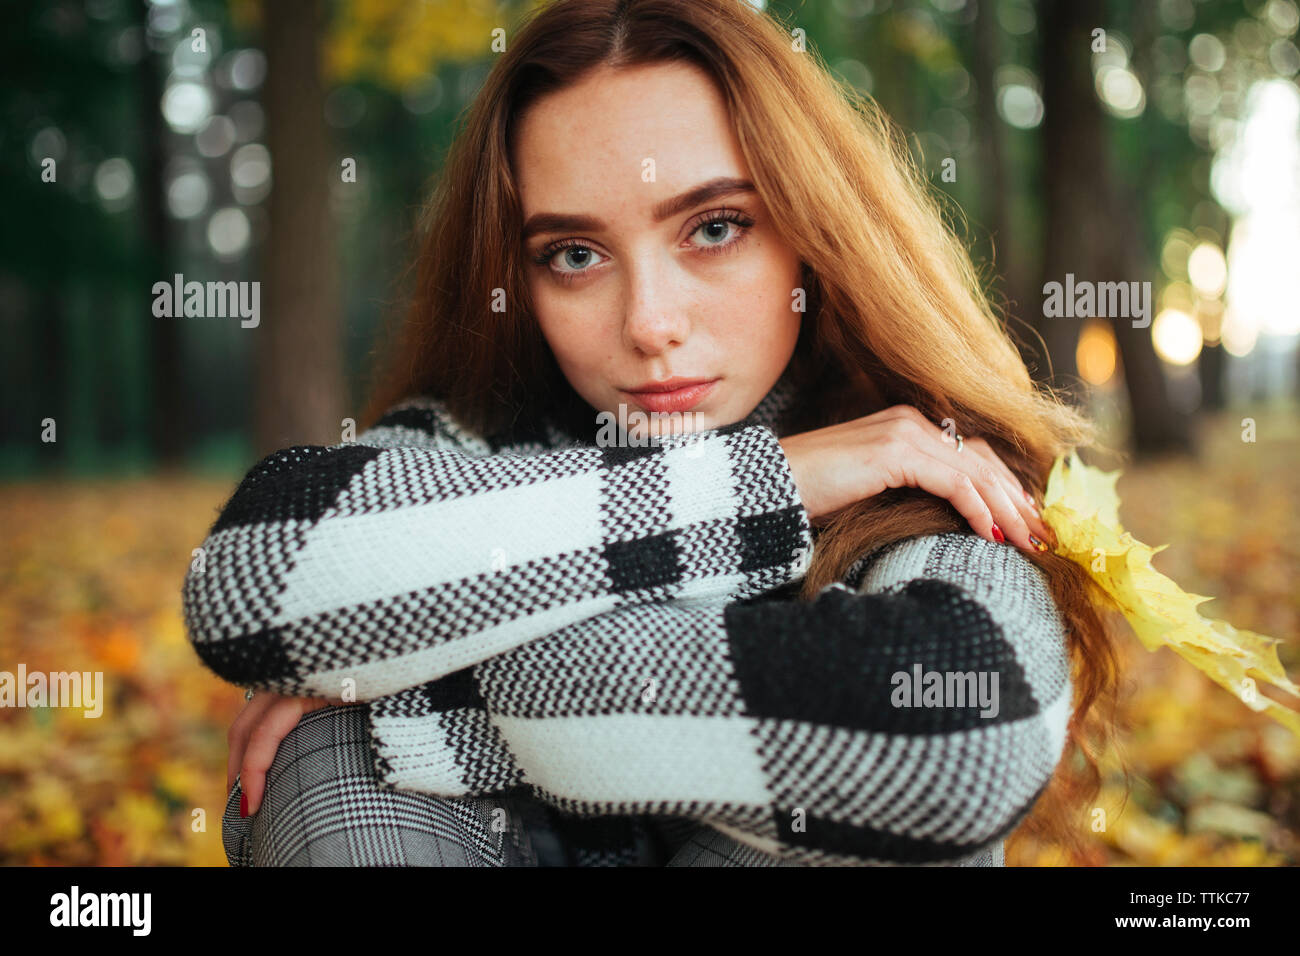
[520,176,756,241]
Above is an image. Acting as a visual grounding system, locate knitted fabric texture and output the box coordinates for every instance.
[182,370,1074,866]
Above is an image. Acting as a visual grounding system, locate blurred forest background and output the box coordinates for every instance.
[1,0,1299,865]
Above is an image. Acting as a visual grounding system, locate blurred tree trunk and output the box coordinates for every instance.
[139,0,182,465]
[255,0,345,456]
[39,290,67,467]
[973,0,1031,339]
[1034,0,1193,456]
[1199,342,1226,410]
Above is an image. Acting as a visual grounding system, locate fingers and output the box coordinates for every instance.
[970,457,1037,550]
[965,439,1025,500]
[895,447,999,544]
[966,442,1055,548]
[240,698,315,816]
[884,407,1053,551]
[238,698,333,815]
[950,444,1050,550]
[227,692,277,793]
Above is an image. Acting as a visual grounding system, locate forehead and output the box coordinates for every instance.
[511,61,750,215]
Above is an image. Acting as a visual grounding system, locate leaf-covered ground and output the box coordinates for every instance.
[1,403,1296,866]
[0,473,238,865]
[1008,403,1300,865]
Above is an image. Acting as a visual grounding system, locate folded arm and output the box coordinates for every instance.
[181,395,813,700]
[373,532,1073,865]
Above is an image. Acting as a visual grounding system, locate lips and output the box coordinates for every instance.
[621,378,718,413]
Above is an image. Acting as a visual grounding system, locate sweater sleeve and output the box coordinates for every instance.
[180,395,813,701]
[406,531,1073,866]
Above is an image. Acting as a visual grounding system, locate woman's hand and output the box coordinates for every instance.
[778,404,1054,551]
[228,691,335,816]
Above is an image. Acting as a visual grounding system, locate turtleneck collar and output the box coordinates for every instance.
[737,362,802,436]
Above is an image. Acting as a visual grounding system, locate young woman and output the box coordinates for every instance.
[185,0,1118,866]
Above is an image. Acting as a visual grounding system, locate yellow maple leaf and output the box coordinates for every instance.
[1042,449,1300,738]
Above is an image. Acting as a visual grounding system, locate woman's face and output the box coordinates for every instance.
[512,61,803,437]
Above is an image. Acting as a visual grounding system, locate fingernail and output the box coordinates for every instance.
[991,523,1005,544]
[1028,533,1048,552]
[240,792,249,818]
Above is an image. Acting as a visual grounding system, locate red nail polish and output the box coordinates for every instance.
[240,792,249,818]
[991,523,1005,544]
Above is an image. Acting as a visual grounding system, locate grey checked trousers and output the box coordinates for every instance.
[221,703,803,867]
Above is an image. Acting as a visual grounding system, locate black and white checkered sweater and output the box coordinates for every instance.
[183,370,1074,866]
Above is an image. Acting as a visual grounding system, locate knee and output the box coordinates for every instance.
[242,704,374,866]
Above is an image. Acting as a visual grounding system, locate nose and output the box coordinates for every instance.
[621,260,690,356]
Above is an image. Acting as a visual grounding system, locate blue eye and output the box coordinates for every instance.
[689,209,755,253]
[559,246,598,270]
[696,220,732,244]
[534,240,609,278]
[531,207,756,284]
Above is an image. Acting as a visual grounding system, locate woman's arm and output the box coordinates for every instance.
[181,395,813,700]
[371,531,1072,865]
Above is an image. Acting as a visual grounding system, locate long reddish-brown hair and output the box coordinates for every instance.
[361,0,1123,861]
